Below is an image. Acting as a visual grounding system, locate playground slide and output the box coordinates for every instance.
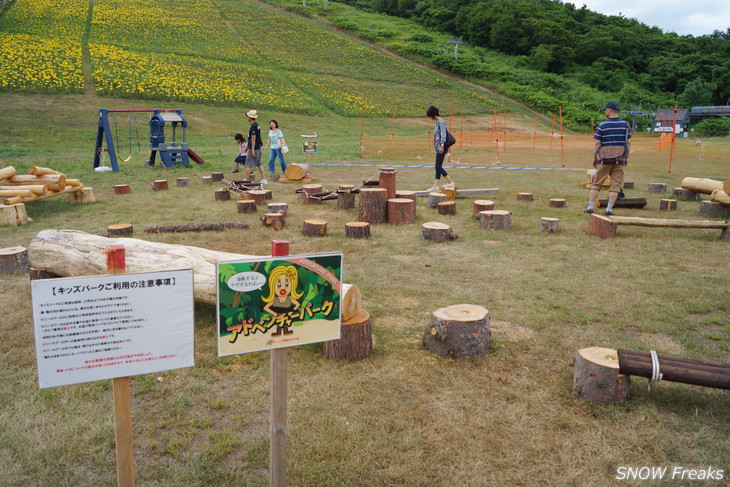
[187,148,206,164]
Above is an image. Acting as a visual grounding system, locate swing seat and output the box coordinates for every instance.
[117,155,132,163]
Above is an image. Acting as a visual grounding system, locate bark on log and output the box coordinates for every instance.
[28,229,257,304]
[517,192,533,201]
[144,222,250,233]
[437,201,456,215]
[0,203,29,226]
[673,188,697,200]
[681,177,724,194]
[422,304,490,359]
[659,199,677,211]
[586,214,618,239]
[214,188,230,201]
[387,198,416,224]
[572,347,630,403]
[267,202,288,216]
[237,199,257,214]
[549,199,566,208]
[597,197,647,209]
[540,217,559,233]
[472,200,495,219]
[341,283,362,322]
[152,180,169,191]
[284,163,308,181]
[7,174,66,191]
[260,213,286,231]
[176,177,189,187]
[337,191,356,210]
[427,192,447,208]
[323,309,372,361]
[0,246,29,274]
[378,167,397,200]
[68,187,96,204]
[303,219,327,237]
[302,184,323,205]
[699,201,729,218]
[345,221,370,239]
[478,210,512,230]
[421,222,458,242]
[248,190,268,205]
[710,190,730,205]
[0,166,16,181]
[358,188,388,224]
[648,183,667,193]
[107,223,133,236]
[618,349,730,390]
[114,184,132,195]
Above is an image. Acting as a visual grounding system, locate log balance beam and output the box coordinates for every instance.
[618,349,730,390]
[587,214,730,241]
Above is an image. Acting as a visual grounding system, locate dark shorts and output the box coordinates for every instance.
[235,155,247,163]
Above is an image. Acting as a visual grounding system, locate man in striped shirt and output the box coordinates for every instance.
[584,101,631,216]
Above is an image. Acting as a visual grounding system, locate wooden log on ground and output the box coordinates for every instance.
[65,178,82,188]
[681,177,723,194]
[211,172,224,182]
[202,176,213,185]
[0,203,29,226]
[237,199,257,214]
[29,166,62,176]
[673,188,696,200]
[597,197,647,209]
[302,184,323,205]
[710,190,730,205]
[176,177,189,188]
[437,201,456,215]
[260,212,286,231]
[214,188,230,201]
[609,215,730,229]
[0,246,29,274]
[284,163,308,181]
[0,166,16,182]
[68,187,96,204]
[617,349,730,390]
[422,304,490,359]
[549,198,566,208]
[303,219,327,237]
[659,199,677,211]
[7,174,66,191]
[345,221,370,239]
[107,223,133,236]
[540,217,559,233]
[395,190,417,202]
[378,167,397,200]
[648,183,667,193]
[152,180,169,191]
[586,214,618,239]
[623,182,634,189]
[114,184,132,195]
[478,210,512,230]
[699,201,729,218]
[387,198,416,224]
[517,192,533,201]
[323,309,372,361]
[144,222,250,233]
[426,192,447,208]
[421,222,458,242]
[414,188,500,197]
[267,202,288,215]
[341,283,362,322]
[0,189,34,199]
[248,190,268,205]
[358,188,388,224]
[337,191,356,210]
[572,347,629,403]
[472,200,495,219]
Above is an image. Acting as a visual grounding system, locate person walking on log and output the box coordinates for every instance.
[425,106,455,193]
[245,110,267,184]
[584,101,631,216]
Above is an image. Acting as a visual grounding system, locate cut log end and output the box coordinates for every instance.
[478,210,512,230]
[422,222,458,242]
[303,219,327,237]
[0,246,29,274]
[107,223,133,236]
[572,347,630,403]
[423,304,490,359]
[345,221,370,239]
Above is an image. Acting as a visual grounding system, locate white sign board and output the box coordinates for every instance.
[31,269,195,388]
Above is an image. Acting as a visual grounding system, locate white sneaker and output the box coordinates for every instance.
[260,178,268,184]
[425,186,439,193]
[442,182,455,189]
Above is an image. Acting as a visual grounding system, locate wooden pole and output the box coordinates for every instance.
[106,245,136,487]
[270,240,289,487]
[549,114,555,153]
[559,105,565,167]
[668,104,677,173]
[533,114,538,148]
[493,108,500,163]
[502,112,507,152]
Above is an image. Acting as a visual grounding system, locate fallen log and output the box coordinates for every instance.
[144,222,250,233]
[414,188,500,197]
[710,190,730,205]
[28,229,256,304]
[6,174,66,191]
[618,349,730,390]
[597,198,647,209]
[681,177,723,195]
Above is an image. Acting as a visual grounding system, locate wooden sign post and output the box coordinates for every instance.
[270,240,289,487]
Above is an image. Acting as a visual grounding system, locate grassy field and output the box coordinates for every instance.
[1,91,729,486]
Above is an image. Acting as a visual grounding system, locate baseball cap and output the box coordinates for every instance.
[600,101,620,111]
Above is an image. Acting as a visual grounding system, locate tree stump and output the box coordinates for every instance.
[472,200,495,219]
[338,191,356,210]
[441,187,457,201]
[422,304,490,359]
[214,188,230,201]
[0,203,29,226]
[540,217,560,233]
[260,212,286,231]
[395,190,417,202]
[339,184,355,193]
[323,309,372,361]
[548,198,566,208]
[267,202,288,216]
[586,214,617,239]
[421,222,458,242]
[427,192,447,208]
[302,184,323,205]
[0,246,29,274]
[387,198,416,224]
[659,199,677,211]
[201,176,213,185]
[107,223,133,236]
[303,219,327,237]
[152,180,168,191]
[358,187,388,224]
[345,222,370,239]
[264,189,273,200]
[176,177,189,188]
[623,181,634,189]
[378,167,398,200]
[478,210,512,230]
[211,172,224,182]
[700,201,728,218]
[68,188,96,204]
[517,192,533,201]
[572,347,630,404]
[248,190,268,205]
[648,183,667,193]
[114,184,132,195]
[237,199,257,214]
[437,201,456,215]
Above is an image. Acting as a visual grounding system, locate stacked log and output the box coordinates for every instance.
[0,166,87,205]
[617,349,730,390]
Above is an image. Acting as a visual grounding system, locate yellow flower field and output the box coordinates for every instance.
[0,0,87,39]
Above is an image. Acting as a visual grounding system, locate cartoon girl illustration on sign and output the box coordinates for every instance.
[262,265,303,336]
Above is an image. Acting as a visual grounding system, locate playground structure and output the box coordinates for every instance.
[94,108,206,172]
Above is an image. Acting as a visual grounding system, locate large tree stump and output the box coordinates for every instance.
[648,183,667,193]
[358,187,388,224]
[338,191,356,210]
[0,246,29,274]
[700,201,728,218]
[152,180,169,191]
[68,187,96,204]
[659,199,677,211]
[422,222,458,242]
[540,217,560,233]
[176,177,189,188]
[248,190,268,205]
[323,309,372,361]
[586,214,617,238]
[472,200,495,219]
[387,198,416,224]
[673,187,697,200]
[437,201,456,215]
[302,184,323,205]
[345,222,370,239]
[260,213,286,231]
[303,219,327,237]
[517,192,533,201]
[422,304,490,359]
[478,210,512,230]
[107,223,133,236]
[214,188,230,201]
[378,167,397,200]
[0,203,29,226]
[572,347,630,403]
[548,198,566,208]
[427,192,447,208]
[267,202,288,216]
[237,199,257,214]
[114,184,132,195]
